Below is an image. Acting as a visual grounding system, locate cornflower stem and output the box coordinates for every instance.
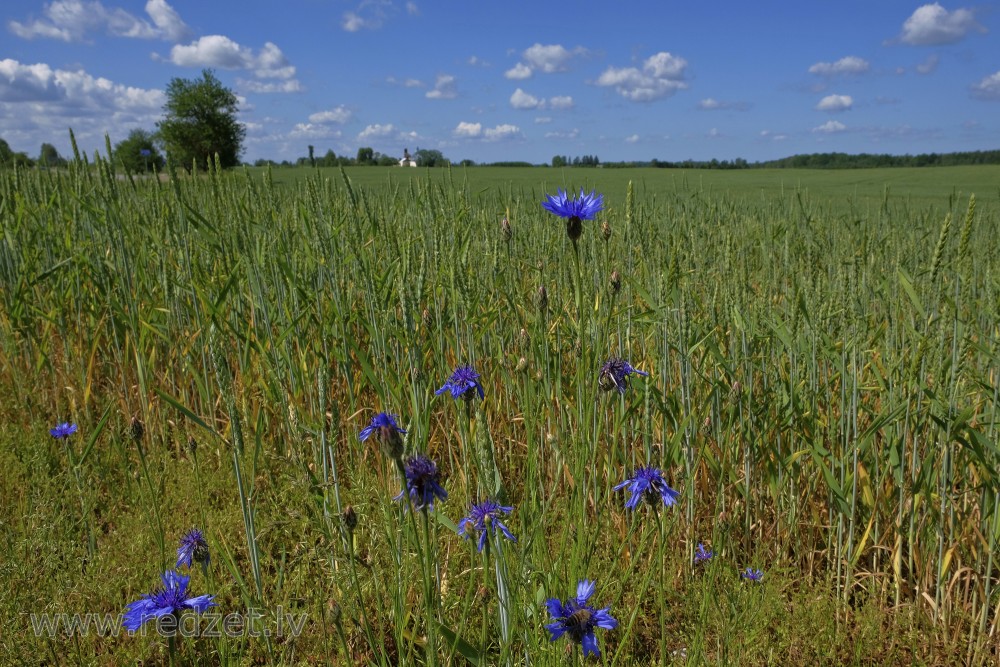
[656,511,668,666]
[493,534,511,650]
[421,509,439,666]
[571,238,584,348]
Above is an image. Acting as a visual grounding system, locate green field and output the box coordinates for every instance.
[1,161,999,665]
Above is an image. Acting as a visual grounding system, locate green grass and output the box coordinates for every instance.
[1,159,998,665]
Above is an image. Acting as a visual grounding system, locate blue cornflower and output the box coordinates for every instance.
[457,499,517,552]
[436,364,485,401]
[598,358,649,393]
[122,570,215,632]
[395,454,447,511]
[176,529,210,569]
[741,567,764,582]
[139,148,152,157]
[359,412,407,461]
[694,543,714,565]
[542,188,604,242]
[545,579,618,658]
[50,422,78,439]
[613,466,680,510]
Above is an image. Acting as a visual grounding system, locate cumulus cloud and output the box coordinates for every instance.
[970,70,1000,100]
[8,0,191,42]
[288,123,342,140]
[816,94,853,112]
[548,95,574,110]
[309,106,352,124]
[544,128,579,139]
[625,134,640,144]
[0,58,165,154]
[898,3,984,45]
[595,51,688,102]
[357,124,398,142]
[760,130,788,141]
[916,54,940,74]
[808,56,870,76]
[425,74,457,99]
[698,97,751,111]
[168,37,301,91]
[522,43,586,73]
[510,88,542,109]
[504,63,532,80]
[813,120,847,133]
[453,121,523,141]
[453,121,482,138]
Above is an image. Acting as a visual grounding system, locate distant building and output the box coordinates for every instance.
[399,148,417,167]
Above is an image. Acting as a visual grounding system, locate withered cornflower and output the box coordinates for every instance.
[395,454,447,511]
[542,188,604,242]
[359,412,407,461]
[545,579,618,658]
[176,529,210,570]
[436,365,485,401]
[613,466,680,510]
[598,358,649,393]
[122,570,215,632]
[457,499,516,552]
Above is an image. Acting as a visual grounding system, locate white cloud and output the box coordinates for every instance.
[8,0,191,42]
[970,70,1000,100]
[544,128,579,139]
[899,3,984,45]
[454,122,522,141]
[625,134,639,144]
[808,56,870,76]
[288,123,342,140]
[698,97,750,111]
[467,55,489,67]
[760,130,788,141]
[483,124,522,141]
[707,127,722,138]
[238,79,303,93]
[309,106,352,124]
[406,2,419,16]
[916,54,940,74]
[168,37,301,90]
[522,43,585,73]
[342,12,370,32]
[453,121,482,138]
[534,116,552,124]
[357,123,395,140]
[816,94,853,112]
[144,0,190,42]
[425,74,457,99]
[549,95,574,110]
[0,58,166,155]
[595,51,688,102]
[510,88,542,109]
[813,120,847,133]
[504,63,533,80]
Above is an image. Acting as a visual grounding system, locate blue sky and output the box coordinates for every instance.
[1,0,998,164]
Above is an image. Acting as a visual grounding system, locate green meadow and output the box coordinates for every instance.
[1,160,999,665]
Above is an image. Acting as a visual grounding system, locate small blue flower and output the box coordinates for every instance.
[741,567,764,582]
[122,570,215,632]
[694,543,714,565]
[542,188,605,242]
[545,579,618,658]
[598,358,649,393]
[359,412,406,442]
[176,529,210,569]
[50,422,78,439]
[613,466,680,510]
[139,148,152,157]
[542,188,604,222]
[436,365,485,401]
[395,454,447,511]
[359,412,407,461]
[457,499,517,552]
